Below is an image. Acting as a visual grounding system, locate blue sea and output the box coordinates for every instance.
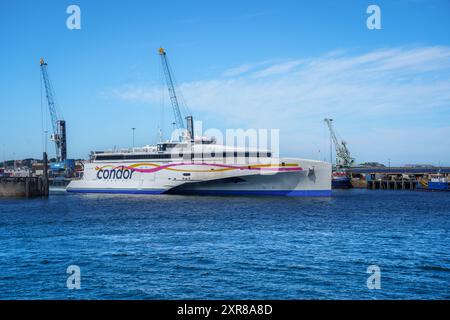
[0,189,449,299]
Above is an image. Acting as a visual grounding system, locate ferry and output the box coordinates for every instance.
[67,48,331,196]
[66,131,332,196]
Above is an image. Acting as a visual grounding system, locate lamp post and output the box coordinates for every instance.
[132,128,136,149]
[1,144,5,170]
[328,119,333,166]
[44,131,48,154]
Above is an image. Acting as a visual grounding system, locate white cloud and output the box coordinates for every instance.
[109,84,160,103]
[251,60,304,78]
[108,46,450,163]
[222,64,255,77]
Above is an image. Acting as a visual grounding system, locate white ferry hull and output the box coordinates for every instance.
[67,158,331,196]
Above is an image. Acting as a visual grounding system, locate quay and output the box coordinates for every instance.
[345,166,450,191]
[366,179,417,190]
[0,176,49,198]
[346,166,450,175]
[0,152,49,198]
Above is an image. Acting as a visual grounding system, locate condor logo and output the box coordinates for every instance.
[97,168,134,180]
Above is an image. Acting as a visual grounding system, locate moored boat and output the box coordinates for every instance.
[67,48,332,196]
[332,171,352,189]
[67,136,332,196]
[418,174,450,191]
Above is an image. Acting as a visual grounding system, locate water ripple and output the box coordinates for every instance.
[0,189,449,299]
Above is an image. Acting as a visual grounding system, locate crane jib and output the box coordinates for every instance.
[324,118,354,167]
[159,49,186,130]
[40,59,67,162]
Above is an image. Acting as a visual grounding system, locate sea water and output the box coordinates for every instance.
[0,189,449,299]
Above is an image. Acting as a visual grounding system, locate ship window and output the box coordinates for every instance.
[95,155,125,161]
[121,154,174,160]
[245,152,249,158]
[200,152,215,158]
[165,143,177,149]
[234,152,238,157]
[183,173,191,176]
[255,152,272,158]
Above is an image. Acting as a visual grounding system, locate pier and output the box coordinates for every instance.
[0,152,49,198]
[0,176,49,198]
[345,166,450,191]
[346,166,450,175]
[366,179,417,190]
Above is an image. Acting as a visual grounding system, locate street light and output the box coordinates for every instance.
[132,128,136,149]
[44,131,48,154]
[326,118,333,165]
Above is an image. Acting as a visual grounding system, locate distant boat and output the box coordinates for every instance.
[332,171,352,189]
[418,174,450,191]
[49,177,72,193]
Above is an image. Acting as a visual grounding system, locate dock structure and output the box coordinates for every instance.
[0,176,49,198]
[0,152,49,198]
[346,166,450,175]
[345,166,450,191]
[366,179,417,190]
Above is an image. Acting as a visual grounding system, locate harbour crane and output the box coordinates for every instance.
[158,48,193,141]
[40,58,67,162]
[324,118,354,168]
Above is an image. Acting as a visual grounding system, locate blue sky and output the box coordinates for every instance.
[1,0,450,165]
